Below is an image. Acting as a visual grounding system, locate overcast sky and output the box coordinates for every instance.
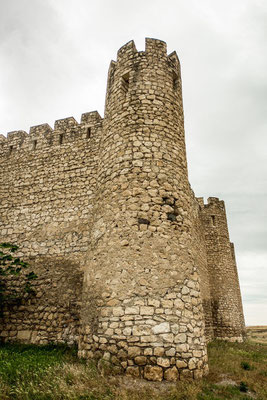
[0,0,266,326]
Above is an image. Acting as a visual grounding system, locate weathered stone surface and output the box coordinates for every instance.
[176,360,187,369]
[165,348,176,357]
[144,366,163,381]
[113,307,124,316]
[125,307,139,315]
[128,347,141,357]
[133,325,151,336]
[164,367,179,381]
[175,333,187,343]
[134,356,147,366]
[126,366,140,378]
[157,357,171,368]
[154,347,165,356]
[152,322,170,334]
[17,331,31,340]
[176,344,189,353]
[188,358,197,370]
[140,307,154,316]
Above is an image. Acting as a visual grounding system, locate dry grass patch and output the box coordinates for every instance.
[0,337,266,400]
[246,326,267,344]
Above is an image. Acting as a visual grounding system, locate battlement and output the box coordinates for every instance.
[113,38,178,67]
[0,111,103,157]
[117,40,137,61]
[7,130,28,141]
[4,131,28,152]
[81,111,102,125]
[54,117,79,130]
[29,123,53,136]
[204,197,225,210]
[145,37,167,57]
[168,51,181,71]
[105,37,183,121]
[196,197,205,207]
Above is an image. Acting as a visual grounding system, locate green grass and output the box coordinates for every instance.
[0,340,266,400]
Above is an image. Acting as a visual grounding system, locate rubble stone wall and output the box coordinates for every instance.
[199,197,245,341]
[0,38,245,381]
[79,39,208,380]
[0,112,102,344]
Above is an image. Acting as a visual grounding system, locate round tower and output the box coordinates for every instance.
[79,38,208,381]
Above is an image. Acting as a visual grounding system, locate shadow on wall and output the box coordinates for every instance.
[0,257,83,345]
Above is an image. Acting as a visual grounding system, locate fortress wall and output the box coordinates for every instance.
[199,197,245,341]
[0,112,102,344]
[79,39,208,380]
[191,196,214,340]
[0,38,245,380]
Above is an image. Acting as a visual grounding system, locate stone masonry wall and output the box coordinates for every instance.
[79,39,209,381]
[192,196,214,341]
[199,197,245,341]
[0,38,245,381]
[0,111,102,344]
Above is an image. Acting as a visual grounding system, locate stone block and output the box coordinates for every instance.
[113,307,124,317]
[126,366,140,378]
[17,330,31,340]
[125,307,139,315]
[165,348,175,357]
[133,325,151,336]
[176,360,187,369]
[164,366,179,381]
[128,346,141,357]
[154,347,165,356]
[152,322,170,334]
[174,333,187,343]
[134,356,147,365]
[157,357,170,368]
[140,306,154,316]
[144,365,163,381]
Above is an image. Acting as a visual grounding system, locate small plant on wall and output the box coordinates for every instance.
[0,243,37,313]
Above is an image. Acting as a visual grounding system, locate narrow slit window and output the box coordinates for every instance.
[122,72,130,94]
[9,145,13,155]
[32,140,37,150]
[59,134,64,144]
[86,127,91,138]
[211,215,216,226]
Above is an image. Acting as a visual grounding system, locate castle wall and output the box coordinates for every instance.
[0,38,245,381]
[191,196,214,341]
[199,197,245,341]
[0,112,102,344]
[79,39,208,380]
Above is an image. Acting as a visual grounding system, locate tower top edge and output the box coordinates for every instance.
[116,38,179,63]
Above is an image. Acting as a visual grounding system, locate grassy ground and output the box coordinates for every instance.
[0,339,266,400]
[246,326,267,344]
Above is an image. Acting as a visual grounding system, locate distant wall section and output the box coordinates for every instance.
[199,197,245,341]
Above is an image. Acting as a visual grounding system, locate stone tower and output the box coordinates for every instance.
[199,197,245,340]
[79,39,209,380]
[0,38,245,382]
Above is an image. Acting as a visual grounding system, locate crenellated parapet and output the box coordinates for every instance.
[117,39,137,62]
[0,111,103,157]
